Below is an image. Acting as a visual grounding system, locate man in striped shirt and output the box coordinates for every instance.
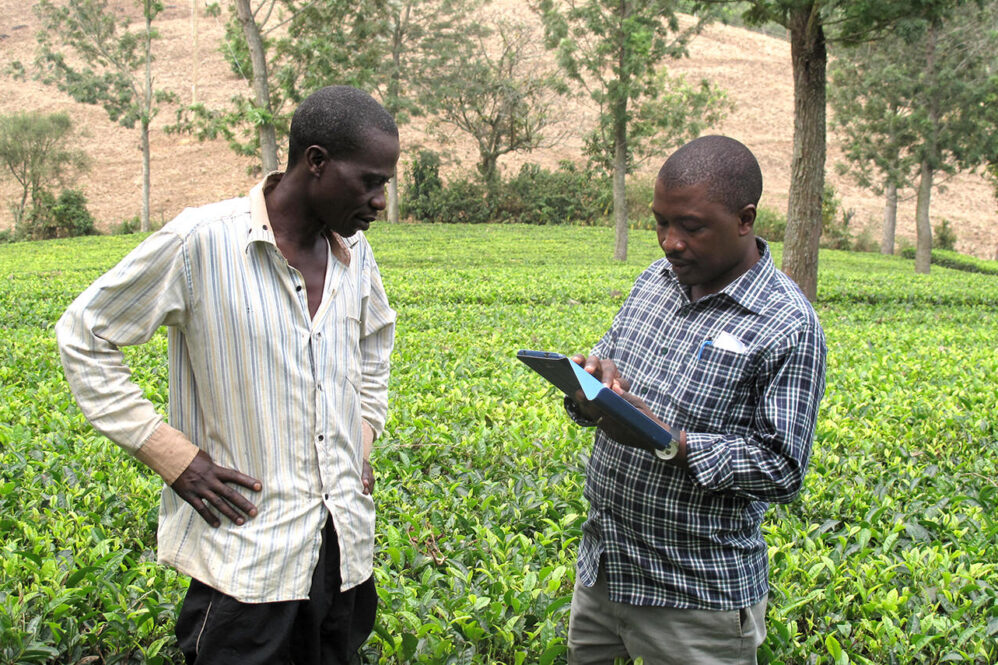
[57,86,399,664]
[565,136,826,664]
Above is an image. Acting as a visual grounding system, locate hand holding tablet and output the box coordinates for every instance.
[517,350,679,459]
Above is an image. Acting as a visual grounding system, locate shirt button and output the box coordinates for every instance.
[315,332,322,340]
[324,493,329,500]
[296,285,302,292]
[317,435,324,441]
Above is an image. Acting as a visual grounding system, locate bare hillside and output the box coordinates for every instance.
[2,0,996,258]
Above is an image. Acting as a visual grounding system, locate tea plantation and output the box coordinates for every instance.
[1,225,996,664]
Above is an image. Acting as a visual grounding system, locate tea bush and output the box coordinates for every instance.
[1,226,996,664]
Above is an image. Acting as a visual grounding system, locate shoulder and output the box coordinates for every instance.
[160,196,251,243]
[754,268,826,355]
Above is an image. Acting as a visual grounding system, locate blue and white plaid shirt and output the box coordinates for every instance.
[577,239,826,610]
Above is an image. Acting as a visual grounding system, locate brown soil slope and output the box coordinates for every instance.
[2,0,995,258]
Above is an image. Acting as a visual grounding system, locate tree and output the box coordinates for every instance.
[830,42,918,255]
[34,0,177,232]
[429,18,568,186]
[0,111,90,229]
[537,0,727,261]
[712,0,974,297]
[374,0,483,223]
[830,3,998,272]
[169,0,388,177]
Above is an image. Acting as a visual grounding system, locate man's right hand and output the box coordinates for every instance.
[569,354,631,421]
[170,450,262,528]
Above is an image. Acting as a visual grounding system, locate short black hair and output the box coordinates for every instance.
[657,135,763,213]
[286,85,398,169]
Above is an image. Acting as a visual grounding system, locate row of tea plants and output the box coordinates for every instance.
[1,225,996,663]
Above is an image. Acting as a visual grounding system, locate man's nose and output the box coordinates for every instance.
[661,228,684,253]
[371,188,387,211]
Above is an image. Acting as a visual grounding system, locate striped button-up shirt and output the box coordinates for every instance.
[577,239,826,610]
[56,174,396,602]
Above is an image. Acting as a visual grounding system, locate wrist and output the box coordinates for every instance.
[563,396,597,427]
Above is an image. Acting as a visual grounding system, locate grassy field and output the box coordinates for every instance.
[1,225,997,664]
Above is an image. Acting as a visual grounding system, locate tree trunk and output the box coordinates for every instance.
[612,119,628,262]
[141,118,151,232]
[235,0,278,174]
[781,4,826,302]
[387,171,399,224]
[141,9,153,232]
[881,181,897,255]
[385,5,407,224]
[914,159,933,274]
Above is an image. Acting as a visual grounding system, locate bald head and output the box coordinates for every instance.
[658,136,762,214]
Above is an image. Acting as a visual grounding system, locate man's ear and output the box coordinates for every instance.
[738,204,757,235]
[304,145,328,178]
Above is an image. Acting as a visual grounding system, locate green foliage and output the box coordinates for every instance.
[899,247,998,276]
[32,0,179,232]
[0,111,90,228]
[17,189,97,241]
[536,0,726,173]
[111,216,142,236]
[933,218,957,251]
[428,18,567,183]
[3,226,998,663]
[754,206,787,244]
[402,156,611,225]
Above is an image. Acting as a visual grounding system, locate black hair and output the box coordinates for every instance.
[286,85,398,169]
[657,135,763,213]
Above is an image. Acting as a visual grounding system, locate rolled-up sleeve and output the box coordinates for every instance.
[55,230,199,483]
[684,320,826,503]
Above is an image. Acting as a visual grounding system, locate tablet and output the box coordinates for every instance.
[517,350,675,454]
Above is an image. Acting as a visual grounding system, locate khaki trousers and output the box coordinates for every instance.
[567,565,767,665]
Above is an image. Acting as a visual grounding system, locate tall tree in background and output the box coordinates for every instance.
[536,0,726,261]
[729,0,972,297]
[829,2,998,272]
[233,0,279,173]
[0,111,90,229]
[170,0,387,176]
[34,0,176,232]
[373,0,484,223]
[429,18,568,186]
[829,43,916,255]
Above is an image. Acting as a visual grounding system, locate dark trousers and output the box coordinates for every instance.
[175,518,377,665]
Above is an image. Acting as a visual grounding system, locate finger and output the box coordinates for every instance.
[214,467,263,492]
[215,484,259,519]
[200,489,248,525]
[599,359,618,386]
[183,492,221,528]
[570,353,586,366]
[585,355,601,377]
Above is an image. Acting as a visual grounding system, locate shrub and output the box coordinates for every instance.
[402,154,613,226]
[16,189,97,240]
[900,247,998,275]
[754,206,786,243]
[933,218,957,251]
[112,216,142,235]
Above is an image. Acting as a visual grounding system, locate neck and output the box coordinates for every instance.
[265,169,325,250]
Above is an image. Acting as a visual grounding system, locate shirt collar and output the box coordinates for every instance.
[245,171,355,267]
[660,237,775,314]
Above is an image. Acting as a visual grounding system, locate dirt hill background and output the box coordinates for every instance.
[2,0,996,258]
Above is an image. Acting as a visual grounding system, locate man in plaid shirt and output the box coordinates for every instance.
[565,136,826,664]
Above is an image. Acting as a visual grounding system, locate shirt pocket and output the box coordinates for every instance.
[668,345,753,432]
